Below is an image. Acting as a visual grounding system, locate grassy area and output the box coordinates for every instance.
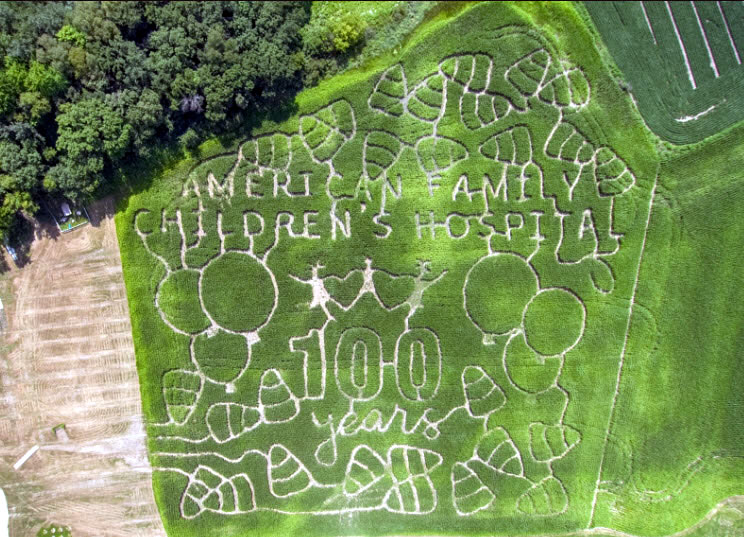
[312,2,409,24]
[36,524,72,537]
[114,1,742,536]
[591,121,744,535]
[309,2,439,58]
[57,213,88,232]
[302,1,439,87]
[584,1,744,144]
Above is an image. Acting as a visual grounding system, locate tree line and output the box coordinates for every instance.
[0,1,369,239]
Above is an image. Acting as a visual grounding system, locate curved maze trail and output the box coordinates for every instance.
[120,8,660,536]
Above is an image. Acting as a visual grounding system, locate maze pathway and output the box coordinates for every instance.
[118,4,660,536]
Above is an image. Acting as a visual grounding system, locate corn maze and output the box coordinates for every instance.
[118,5,659,536]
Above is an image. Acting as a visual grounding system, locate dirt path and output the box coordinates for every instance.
[0,198,165,537]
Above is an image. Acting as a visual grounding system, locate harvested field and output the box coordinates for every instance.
[0,198,165,537]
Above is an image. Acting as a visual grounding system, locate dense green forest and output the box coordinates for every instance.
[0,1,420,239]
